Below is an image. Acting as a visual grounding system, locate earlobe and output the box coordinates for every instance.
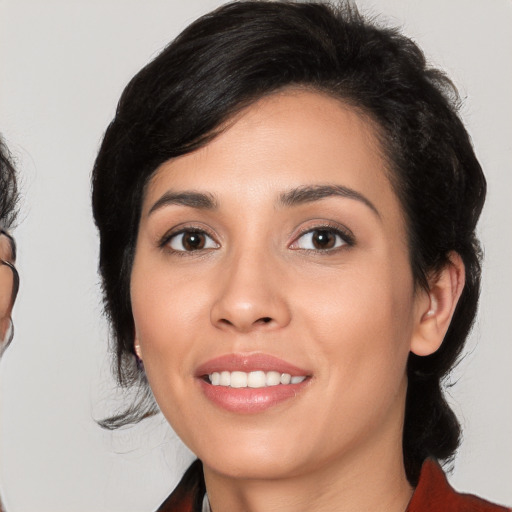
[411,252,465,357]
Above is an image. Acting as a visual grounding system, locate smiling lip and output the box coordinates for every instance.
[196,354,311,414]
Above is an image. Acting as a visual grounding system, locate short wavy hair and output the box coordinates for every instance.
[92,1,485,484]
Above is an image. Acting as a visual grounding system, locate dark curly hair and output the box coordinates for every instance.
[0,136,19,231]
[92,1,485,485]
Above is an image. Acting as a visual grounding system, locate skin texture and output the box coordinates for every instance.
[131,90,464,512]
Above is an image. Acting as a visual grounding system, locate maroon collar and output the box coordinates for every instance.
[406,458,509,512]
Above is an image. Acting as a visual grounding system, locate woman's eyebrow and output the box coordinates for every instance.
[148,190,218,215]
[278,184,380,218]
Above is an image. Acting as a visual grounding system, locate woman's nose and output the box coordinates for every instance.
[210,252,291,333]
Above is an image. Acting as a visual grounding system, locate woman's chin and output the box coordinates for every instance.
[201,452,307,481]
[189,430,315,481]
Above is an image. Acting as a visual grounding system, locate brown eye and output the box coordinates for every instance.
[311,230,336,249]
[168,230,218,252]
[292,228,348,251]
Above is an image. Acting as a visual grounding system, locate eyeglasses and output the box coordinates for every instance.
[0,229,19,352]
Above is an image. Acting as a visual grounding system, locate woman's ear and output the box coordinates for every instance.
[411,252,466,357]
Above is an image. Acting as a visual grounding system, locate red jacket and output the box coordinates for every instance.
[156,458,510,512]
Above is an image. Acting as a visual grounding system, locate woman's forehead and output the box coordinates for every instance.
[144,90,393,208]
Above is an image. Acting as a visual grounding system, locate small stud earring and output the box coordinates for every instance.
[134,343,144,370]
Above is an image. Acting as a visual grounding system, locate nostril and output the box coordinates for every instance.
[214,315,276,332]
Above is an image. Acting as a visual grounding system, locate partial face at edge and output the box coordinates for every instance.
[0,230,17,349]
[129,90,432,480]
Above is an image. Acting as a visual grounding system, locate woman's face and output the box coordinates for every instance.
[131,90,430,480]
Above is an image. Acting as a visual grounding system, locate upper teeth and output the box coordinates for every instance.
[209,371,306,388]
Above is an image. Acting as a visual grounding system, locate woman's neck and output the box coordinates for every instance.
[202,421,413,512]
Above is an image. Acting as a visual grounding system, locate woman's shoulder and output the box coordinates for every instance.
[407,458,511,512]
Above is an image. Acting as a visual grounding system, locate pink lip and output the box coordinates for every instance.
[196,353,309,376]
[196,353,311,414]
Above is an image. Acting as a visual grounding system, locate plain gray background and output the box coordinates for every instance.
[0,1,511,510]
